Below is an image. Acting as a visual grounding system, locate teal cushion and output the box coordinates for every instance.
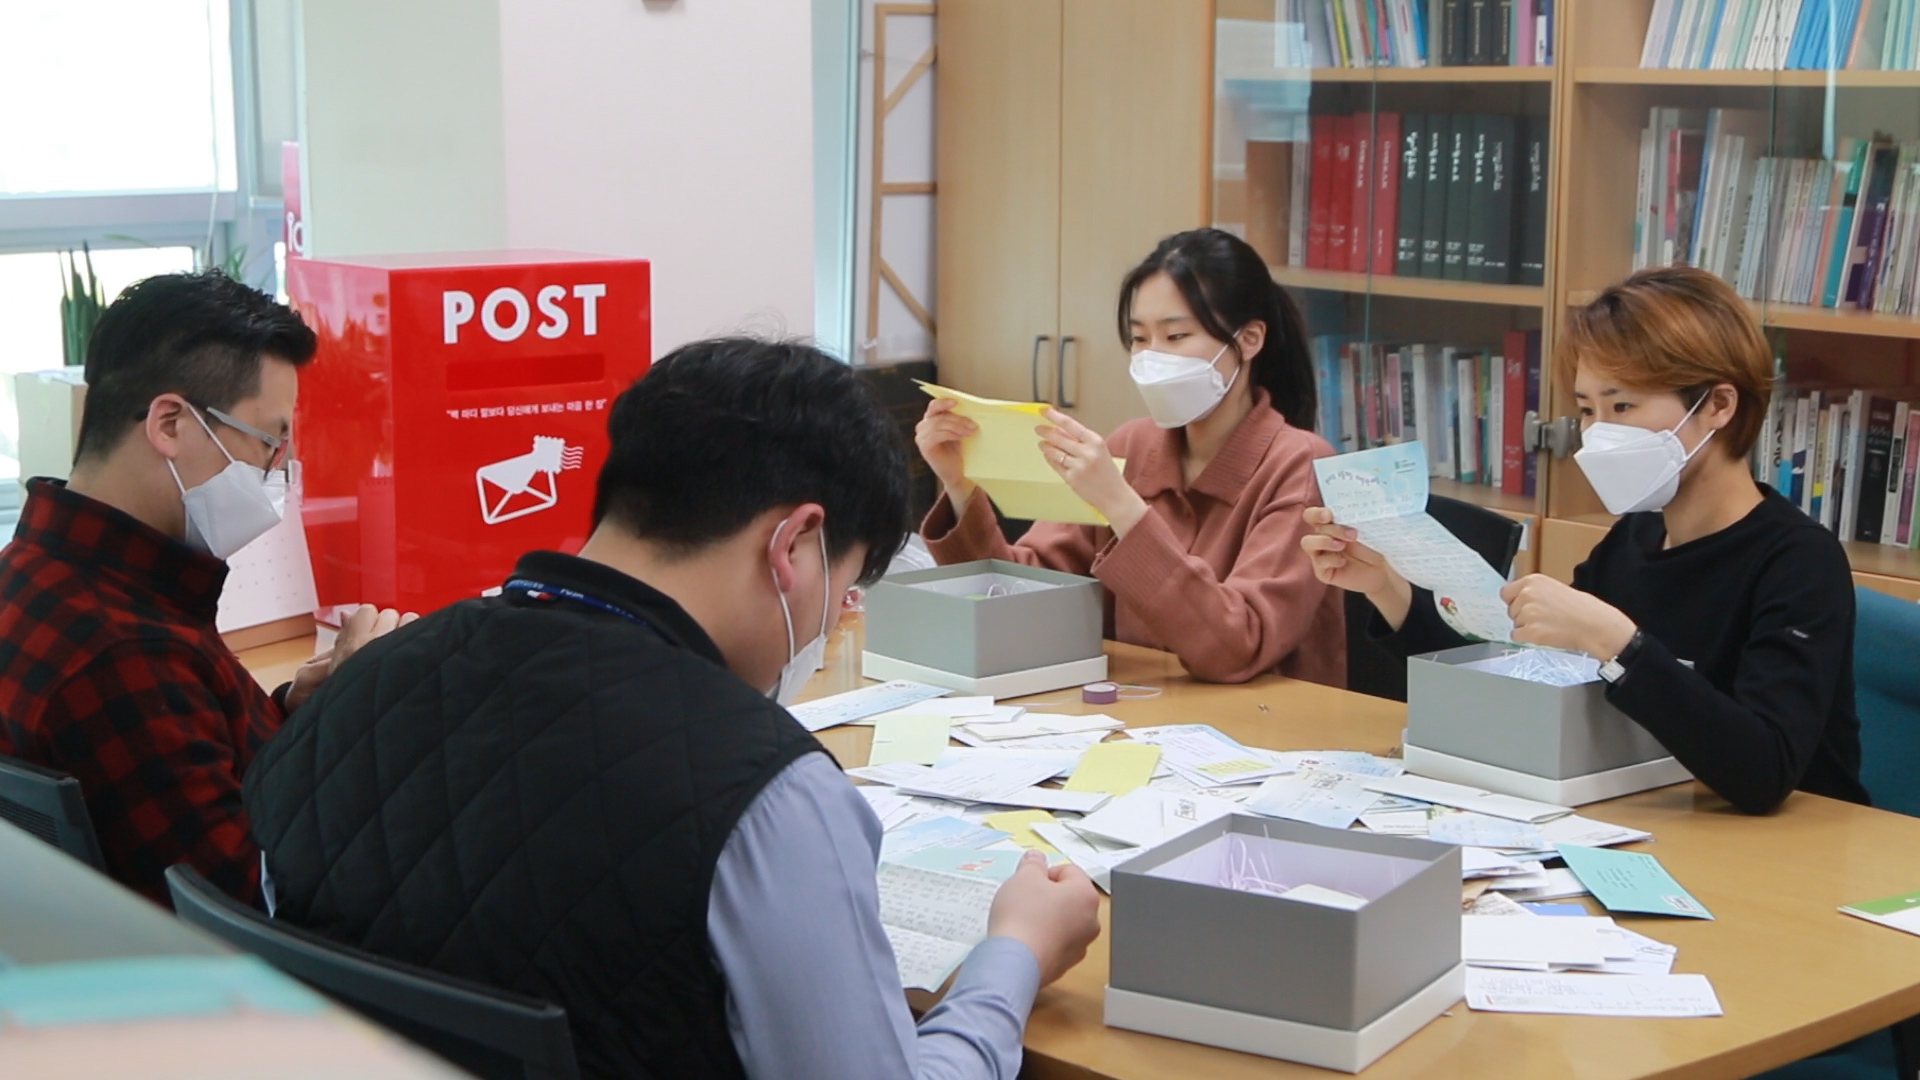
[1855,588,1920,818]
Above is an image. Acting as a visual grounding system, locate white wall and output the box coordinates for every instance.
[296,0,508,256]
[496,0,816,355]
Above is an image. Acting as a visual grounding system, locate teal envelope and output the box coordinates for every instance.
[1557,843,1714,919]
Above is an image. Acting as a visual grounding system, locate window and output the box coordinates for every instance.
[0,0,288,516]
[0,2,236,196]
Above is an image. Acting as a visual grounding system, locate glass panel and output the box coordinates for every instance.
[1217,3,1552,522]
[0,247,198,478]
[0,0,236,195]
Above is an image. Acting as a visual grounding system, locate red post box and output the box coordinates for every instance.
[288,250,652,615]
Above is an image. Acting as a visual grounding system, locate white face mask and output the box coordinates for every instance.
[1129,340,1241,429]
[768,521,833,707]
[1573,392,1716,515]
[167,406,287,560]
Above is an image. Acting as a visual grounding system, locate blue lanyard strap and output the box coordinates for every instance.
[502,578,655,634]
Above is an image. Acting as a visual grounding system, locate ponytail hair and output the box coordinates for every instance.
[1116,228,1317,431]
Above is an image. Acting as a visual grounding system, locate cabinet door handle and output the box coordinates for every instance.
[1030,335,1051,403]
[1055,336,1077,409]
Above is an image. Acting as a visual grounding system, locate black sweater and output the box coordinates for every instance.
[1380,486,1868,814]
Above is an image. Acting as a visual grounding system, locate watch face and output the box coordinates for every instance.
[1599,659,1626,683]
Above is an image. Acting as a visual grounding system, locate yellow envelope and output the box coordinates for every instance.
[983,809,1060,854]
[1062,741,1161,795]
[918,382,1122,526]
[867,714,952,766]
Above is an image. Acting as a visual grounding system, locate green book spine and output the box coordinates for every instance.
[1396,113,1428,276]
[1450,115,1482,280]
[1479,113,1518,283]
[1420,114,1454,277]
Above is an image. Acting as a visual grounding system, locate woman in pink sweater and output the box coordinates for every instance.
[915,229,1345,686]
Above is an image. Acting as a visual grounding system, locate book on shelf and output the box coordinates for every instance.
[1312,331,1543,496]
[1306,0,1429,68]
[1420,114,1454,277]
[1517,116,1550,286]
[1641,0,1919,70]
[1397,113,1429,276]
[1646,127,1920,315]
[1373,112,1403,275]
[1351,113,1375,273]
[1247,111,1545,285]
[1755,385,1920,546]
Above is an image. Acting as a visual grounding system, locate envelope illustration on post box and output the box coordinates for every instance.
[475,435,585,525]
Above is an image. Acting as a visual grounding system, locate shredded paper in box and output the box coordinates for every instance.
[1460,648,1603,688]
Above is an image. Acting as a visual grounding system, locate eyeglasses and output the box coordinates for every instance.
[131,401,291,473]
[199,405,289,473]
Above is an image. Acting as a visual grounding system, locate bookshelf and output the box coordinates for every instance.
[1554,0,1920,591]
[1210,0,1920,593]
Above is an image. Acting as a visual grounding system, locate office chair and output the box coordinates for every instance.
[1343,494,1527,702]
[0,754,105,871]
[165,864,579,1080]
[1752,588,1920,1080]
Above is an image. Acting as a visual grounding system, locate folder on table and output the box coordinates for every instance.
[917,383,1121,526]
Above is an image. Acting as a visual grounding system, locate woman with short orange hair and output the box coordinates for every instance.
[1303,267,1865,815]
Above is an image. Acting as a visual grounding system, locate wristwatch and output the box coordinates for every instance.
[1598,630,1646,685]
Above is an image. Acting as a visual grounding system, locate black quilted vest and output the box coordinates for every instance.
[243,552,824,1080]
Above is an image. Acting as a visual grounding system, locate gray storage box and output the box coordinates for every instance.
[1105,815,1462,1072]
[1404,643,1691,806]
[861,559,1107,696]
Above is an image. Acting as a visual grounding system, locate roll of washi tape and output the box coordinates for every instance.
[1081,681,1120,705]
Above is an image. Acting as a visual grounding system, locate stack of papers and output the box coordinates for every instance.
[1070,788,1240,849]
[1360,775,1573,824]
[1265,750,1405,778]
[789,680,950,732]
[1126,725,1291,787]
[1465,970,1722,1017]
[959,713,1124,743]
[1243,769,1381,829]
[1462,915,1624,969]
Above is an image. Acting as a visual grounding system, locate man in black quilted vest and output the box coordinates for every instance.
[243,337,1102,1080]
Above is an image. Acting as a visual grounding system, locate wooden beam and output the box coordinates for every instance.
[883,45,937,117]
[879,258,935,335]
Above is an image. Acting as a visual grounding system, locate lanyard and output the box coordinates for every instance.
[502,578,655,634]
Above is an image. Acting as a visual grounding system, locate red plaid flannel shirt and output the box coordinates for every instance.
[0,480,282,906]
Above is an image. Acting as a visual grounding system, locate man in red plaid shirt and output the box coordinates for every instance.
[0,271,406,906]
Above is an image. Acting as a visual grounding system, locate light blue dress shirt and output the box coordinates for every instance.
[708,751,1041,1080]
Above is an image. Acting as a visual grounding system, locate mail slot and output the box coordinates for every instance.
[289,250,652,614]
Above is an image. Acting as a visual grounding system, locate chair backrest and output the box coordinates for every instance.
[1854,587,1920,819]
[1344,494,1526,702]
[165,865,579,1080]
[0,754,105,871]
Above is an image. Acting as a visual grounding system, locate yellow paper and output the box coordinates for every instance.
[918,382,1122,526]
[983,809,1060,854]
[1063,742,1162,795]
[867,714,953,766]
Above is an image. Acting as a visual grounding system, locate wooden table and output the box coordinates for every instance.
[239,622,1920,1080]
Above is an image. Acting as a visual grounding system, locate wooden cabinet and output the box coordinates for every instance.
[937,0,1210,437]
